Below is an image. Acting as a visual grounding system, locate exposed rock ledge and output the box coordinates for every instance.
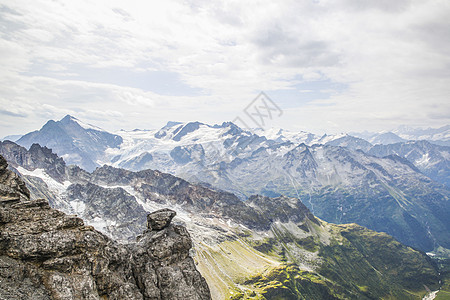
[0,155,211,300]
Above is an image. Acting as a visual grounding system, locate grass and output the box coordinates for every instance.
[435,290,450,300]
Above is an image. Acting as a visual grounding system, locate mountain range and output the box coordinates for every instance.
[0,142,443,299]
[3,116,448,254]
[350,125,450,147]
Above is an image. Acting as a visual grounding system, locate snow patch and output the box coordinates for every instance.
[89,217,117,232]
[422,290,439,300]
[70,200,86,215]
[16,167,71,195]
[415,153,430,166]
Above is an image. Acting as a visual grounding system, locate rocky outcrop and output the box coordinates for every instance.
[0,155,211,299]
[147,209,176,231]
[133,209,210,299]
[0,154,30,201]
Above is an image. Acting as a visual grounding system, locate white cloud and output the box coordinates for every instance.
[0,0,449,137]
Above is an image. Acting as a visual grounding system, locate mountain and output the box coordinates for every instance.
[0,134,22,142]
[350,131,406,145]
[0,145,441,299]
[394,125,450,146]
[325,134,373,152]
[370,132,406,145]
[16,115,122,171]
[0,154,211,299]
[352,125,450,146]
[12,117,450,254]
[254,127,348,146]
[108,126,450,252]
[368,140,450,187]
[109,121,274,173]
[208,142,450,252]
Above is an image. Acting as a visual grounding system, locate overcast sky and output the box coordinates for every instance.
[0,0,449,137]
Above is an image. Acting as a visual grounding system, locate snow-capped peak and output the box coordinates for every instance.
[61,115,105,132]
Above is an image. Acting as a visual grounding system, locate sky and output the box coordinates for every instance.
[0,0,449,137]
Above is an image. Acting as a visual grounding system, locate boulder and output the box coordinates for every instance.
[147,208,177,231]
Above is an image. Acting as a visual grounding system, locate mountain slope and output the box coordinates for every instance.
[223,143,450,251]
[325,135,373,152]
[350,131,407,145]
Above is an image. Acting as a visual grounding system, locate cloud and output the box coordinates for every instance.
[340,0,412,13]
[0,109,27,118]
[0,0,449,137]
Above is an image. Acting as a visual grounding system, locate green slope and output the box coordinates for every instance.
[195,217,439,300]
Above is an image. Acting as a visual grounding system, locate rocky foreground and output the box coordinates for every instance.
[0,154,210,299]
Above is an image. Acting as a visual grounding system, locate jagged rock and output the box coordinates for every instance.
[133,224,210,299]
[0,155,6,172]
[0,141,67,183]
[0,155,211,300]
[147,209,176,231]
[0,154,30,201]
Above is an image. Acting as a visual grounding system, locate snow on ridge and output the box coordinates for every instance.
[71,116,105,131]
[16,166,71,194]
[108,123,236,166]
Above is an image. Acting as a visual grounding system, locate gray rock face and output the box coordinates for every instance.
[0,155,211,300]
[0,140,66,182]
[0,153,30,201]
[147,209,176,231]
[66,182,148,242]
[133,224,211,299]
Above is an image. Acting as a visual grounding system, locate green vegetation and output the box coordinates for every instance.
[247,237,277,255]
[318,224,435,299]
[435,290,450,300]
[243,264,342,300]
[195,220,439,299]
[432,255,450,300]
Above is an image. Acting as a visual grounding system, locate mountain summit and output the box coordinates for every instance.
[17,115,122,171]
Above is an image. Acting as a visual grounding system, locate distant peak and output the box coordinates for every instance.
[223,121,237,127]
[165,121,183,128]
[61,114,78,122]
[59,115,104,131]
[185,121,204,127]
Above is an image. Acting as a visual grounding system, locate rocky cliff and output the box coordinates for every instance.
[0,155,211,299]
